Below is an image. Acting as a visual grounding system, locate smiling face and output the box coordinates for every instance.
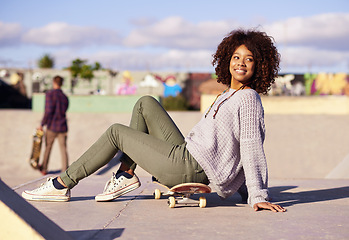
[229,44,255,89]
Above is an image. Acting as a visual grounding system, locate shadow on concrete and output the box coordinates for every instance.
[70,196,95,202]
[269,185,349,207]
[65,185,349,210]
[68,228,124,239]
[69,193,146,203]
[202,185,349,208]
[47,170,62,175]
[66,193,241,209]
[206,193,243,208]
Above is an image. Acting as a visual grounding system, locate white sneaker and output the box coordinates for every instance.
[95,172,141,202]
[22,177,71,202]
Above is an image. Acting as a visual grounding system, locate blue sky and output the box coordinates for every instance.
[1,0,349,73]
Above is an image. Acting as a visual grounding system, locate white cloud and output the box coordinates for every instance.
[264,13,349,51]
[2,12,348,73]
[52,48,214,71]
[124,16,237,49]
[129,17,158,27]
[22,22,121,46]
[279,46,349,72]
[0,21,22,45]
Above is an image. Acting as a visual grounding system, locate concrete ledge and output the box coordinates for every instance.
[32,94,160,113]
[262,96,349,115]
[201,94,349,115]
[0,179,73,240]
[326,154,349,179]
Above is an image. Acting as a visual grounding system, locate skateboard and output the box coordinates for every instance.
[153,180,211,208]
[28,129,44,169]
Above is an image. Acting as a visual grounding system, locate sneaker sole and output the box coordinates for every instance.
[22,191,70,202]
[95,182,140,202]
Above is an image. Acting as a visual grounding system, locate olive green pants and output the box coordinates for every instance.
[60,96,208,189]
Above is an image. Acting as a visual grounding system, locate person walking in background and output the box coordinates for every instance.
[38,75,69,175]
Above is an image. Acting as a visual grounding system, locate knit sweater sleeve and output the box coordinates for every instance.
[239,91,269,207]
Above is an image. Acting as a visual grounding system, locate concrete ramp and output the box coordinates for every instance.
[0,178,73,240]
[326,154,349,179]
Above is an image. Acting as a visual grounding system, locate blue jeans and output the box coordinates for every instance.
[60,96,208,189]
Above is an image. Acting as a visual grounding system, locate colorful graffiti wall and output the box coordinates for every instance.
[270,73,349,96]
[1,67,348,110]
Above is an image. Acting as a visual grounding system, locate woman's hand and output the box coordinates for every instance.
[253,202,286,212]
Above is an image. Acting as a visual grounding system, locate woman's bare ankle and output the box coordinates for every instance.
[118,169,134,176]
[119,163,134,176]
[57,177,68,188]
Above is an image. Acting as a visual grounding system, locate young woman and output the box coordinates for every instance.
[22,29,285,212]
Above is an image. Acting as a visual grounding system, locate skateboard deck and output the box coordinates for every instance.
[153,180,211,208]
[28,129,44,169]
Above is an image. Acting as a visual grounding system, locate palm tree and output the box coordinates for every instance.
[67,59,103,93]
[93,62,101,71]
[68,58,86,93]
[69,58,86,78]
[37,54,54,68]
[80,65,94,82]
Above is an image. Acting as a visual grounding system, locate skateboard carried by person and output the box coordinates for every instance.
[153,179,211,208]
[28,129,44,169]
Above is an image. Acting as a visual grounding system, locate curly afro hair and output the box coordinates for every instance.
[212,29,280,94]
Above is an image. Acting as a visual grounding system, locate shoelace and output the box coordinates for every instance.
[103,174,114,192]
[103,172,124,192]
[33,178,51,192]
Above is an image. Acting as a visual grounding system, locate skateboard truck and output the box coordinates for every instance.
[167,195,207,208]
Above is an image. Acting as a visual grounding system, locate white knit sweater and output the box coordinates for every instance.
[185,88,269,207]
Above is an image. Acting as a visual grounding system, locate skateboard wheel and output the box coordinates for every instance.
[154,189,161,199]
[199,197,206,208]
[168,196,176,208]
[29,159,38,169]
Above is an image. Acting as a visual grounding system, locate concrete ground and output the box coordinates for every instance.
[1,109,349,239]
[12,172,349,240]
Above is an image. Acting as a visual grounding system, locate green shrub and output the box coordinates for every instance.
[161,95,189,111]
